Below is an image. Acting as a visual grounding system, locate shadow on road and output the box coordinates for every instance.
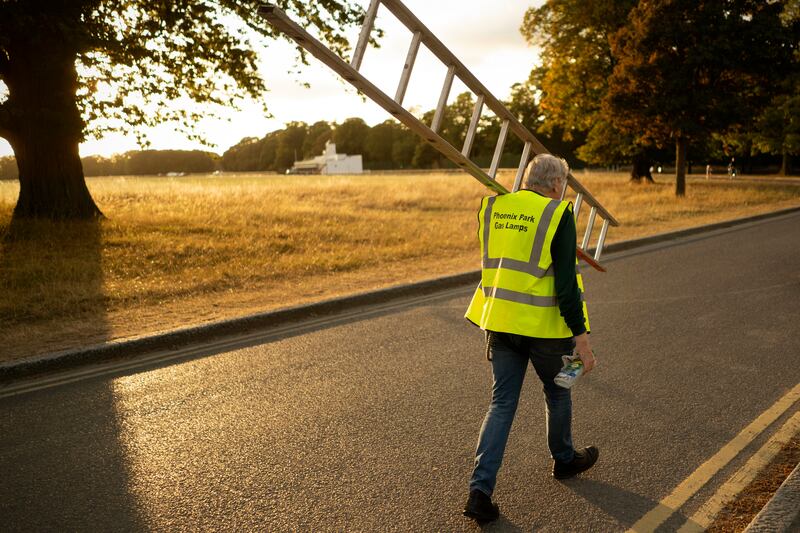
[0,381,147,530]
[478,515,526,532]
[0,219,145,530]
[564,477,700,530]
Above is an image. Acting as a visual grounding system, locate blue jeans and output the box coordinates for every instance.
[469,332,575,497]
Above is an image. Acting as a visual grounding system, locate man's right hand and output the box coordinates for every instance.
[574,332,596,374]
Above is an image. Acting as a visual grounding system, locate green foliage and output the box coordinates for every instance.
[506,81,542,144]
[753,91,800,157]
[751,3,800,168]
[521,0,636,164]
[83,150,216,175]
[524,0,797,177]
[576,121,638,167]
[605,0,794,146]
[120,150,216,175]
[274,121,308,171]
[221,136,263,171]
[0,0,364,146]
[332,117,370,156]
[364,121,399,170]
[390,127,418,169]
[302,121,332,159]
[4,150,219,177]
[258,132,281,170]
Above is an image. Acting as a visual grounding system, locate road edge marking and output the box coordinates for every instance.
[625,382,800,533]
[677,411,800,532]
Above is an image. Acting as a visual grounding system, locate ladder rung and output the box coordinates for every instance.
[431,65,456,134]
[594,219,610,261]
[573,192,583,220]
[512,141,532,192]
[559,176,569,200]
[461,94,484,158]
[489,120,509,179]
[395,31,421,105]
[350,0,382,71]
[581,206,597,250]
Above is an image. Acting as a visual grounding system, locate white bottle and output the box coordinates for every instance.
[554,355,584,389]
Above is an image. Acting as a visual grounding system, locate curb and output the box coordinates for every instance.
[591,205,800,255]
[744,462,800,532]
[0,270,480,383]
[2,205,799,383]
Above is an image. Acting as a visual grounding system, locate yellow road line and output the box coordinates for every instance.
[677,411,800,532]
[626,382,800,533]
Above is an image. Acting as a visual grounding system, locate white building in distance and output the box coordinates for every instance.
[289,141,363,175]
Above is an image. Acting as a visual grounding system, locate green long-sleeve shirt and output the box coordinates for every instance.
[540,192,587,337]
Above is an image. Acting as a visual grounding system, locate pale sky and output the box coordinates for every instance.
[0,0,542,158]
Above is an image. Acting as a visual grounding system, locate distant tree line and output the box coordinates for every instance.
[221,84,586,173]
[81,150,217,176]
[0,150,216,180]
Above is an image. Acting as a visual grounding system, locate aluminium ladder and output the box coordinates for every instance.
[257,0,618,271]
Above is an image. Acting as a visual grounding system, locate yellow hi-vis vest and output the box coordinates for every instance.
[464,190,589,338]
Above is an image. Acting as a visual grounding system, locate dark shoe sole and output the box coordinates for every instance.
[463,509,499,522]
[553,447,599,479]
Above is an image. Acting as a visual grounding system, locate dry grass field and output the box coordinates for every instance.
[1,170,798,362]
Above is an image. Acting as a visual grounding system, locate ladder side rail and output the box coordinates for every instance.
[257,4,507,196]
[559,177,569,200]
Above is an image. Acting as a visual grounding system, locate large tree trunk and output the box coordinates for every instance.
[779,151,789,176]
[1,31,102,219]
[9,129,100,219]
[675,135,687,197]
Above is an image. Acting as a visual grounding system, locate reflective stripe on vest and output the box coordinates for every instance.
[479,283,585,307]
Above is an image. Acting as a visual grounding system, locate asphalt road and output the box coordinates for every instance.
[1,212,799,532]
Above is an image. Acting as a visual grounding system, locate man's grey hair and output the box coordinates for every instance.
[524,154,569,191]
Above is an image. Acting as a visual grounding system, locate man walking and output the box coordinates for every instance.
[462,154,598,522]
